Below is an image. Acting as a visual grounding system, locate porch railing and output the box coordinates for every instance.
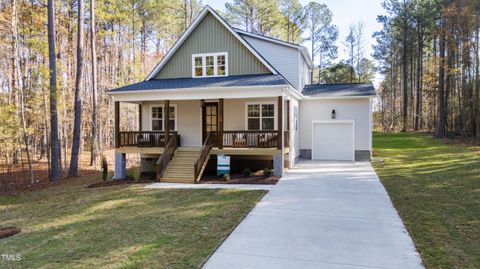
[156,132,178,180]
[118,131,165,147]
[216,131,279,148]
[194,133,215,182]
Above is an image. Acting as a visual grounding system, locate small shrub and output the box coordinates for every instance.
[101,157,108,181]
[263,167,273,178]
[127,167,141,181]
[223,173,230,181]
[242,168,252,177]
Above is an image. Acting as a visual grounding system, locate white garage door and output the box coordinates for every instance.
[312,121,354,161]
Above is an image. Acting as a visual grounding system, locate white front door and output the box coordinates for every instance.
[312,121,355,161]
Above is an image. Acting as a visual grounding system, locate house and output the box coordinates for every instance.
[108,5,376,183]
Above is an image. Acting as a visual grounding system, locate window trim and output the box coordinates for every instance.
[245,101,277,130]
[150,104,178,131]
[191,52,228,78]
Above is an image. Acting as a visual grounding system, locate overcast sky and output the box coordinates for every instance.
[204,0,385,85]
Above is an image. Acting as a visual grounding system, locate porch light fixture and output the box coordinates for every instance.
[331,109,336,119]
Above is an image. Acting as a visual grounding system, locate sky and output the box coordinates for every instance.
[204,0,386,85]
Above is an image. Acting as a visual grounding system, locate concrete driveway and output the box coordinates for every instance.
[203,161,424,269]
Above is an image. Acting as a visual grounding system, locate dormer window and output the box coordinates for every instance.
[192,52,228,78]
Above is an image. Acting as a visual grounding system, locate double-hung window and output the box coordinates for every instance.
[246,103,275,130]
[151,106,176,131]
[192,52,228,77]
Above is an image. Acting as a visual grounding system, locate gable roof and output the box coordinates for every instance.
[234,28,313,69]
[145,6,278,81]
[110,74,288,93]
[303,83,377,98]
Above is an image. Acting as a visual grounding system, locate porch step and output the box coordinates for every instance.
[159,147,200,184]
[161,178,196,183]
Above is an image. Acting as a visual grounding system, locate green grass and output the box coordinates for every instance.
[0,177,266,268]
[372,133,480,269]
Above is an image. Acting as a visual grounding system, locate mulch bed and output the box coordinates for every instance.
[201,174,279,185]
[87,179,155,188]
[0,227,21,239]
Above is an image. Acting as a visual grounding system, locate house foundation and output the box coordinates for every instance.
[114,152,126,179]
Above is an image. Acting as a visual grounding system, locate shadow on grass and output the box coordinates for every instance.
[372,132,480,268]
[0,180,266,269]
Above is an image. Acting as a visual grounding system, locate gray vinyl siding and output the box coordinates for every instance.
[155,13,270,79]
[241,35,300,90]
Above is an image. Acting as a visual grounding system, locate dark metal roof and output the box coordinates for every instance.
[109,74,289,93]
[303,83,376,97]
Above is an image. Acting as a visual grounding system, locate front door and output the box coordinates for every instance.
[202,102,218,142]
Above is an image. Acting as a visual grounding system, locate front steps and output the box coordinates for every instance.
[161,148,201,183]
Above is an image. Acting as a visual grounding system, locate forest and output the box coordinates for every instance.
[0,0,478,185]
[374,0,480,138]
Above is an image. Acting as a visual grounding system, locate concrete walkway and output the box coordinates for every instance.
[145,182,273,190]
[203,161,424,269]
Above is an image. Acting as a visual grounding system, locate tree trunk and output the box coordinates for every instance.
[415,28,423,131]
[69,0,84,177]
[401,3,408,132]
[48,0,62,181]
[12,0,34,184]
[436,14,447,138]
[90,0,98,168]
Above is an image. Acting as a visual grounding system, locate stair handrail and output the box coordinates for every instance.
[194,133,214,183]
[156,132,178,180]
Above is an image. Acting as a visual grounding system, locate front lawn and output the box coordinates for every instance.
[373,133,479,268]
[0,177,266,268]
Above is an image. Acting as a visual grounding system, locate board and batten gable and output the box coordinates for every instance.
[154,13,271,79]
[299,98,372,160]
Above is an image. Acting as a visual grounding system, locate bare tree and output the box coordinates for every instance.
[47,0,62,181]
[90,0,98,168]
[69,0,84,177]
[11,0,34,183]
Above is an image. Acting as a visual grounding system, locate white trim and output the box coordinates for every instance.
[145,5,277,81]
[191,52,229,78]
[110,84,284,96]
[244,101,277,130]
[111,85,288,102]
[368,98,373,153]
[303,95,375,100]
[311,120,355,162]
[150,104,178,131]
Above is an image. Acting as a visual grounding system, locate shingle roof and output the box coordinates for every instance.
[303,83,377,97]
[109,74,289,93]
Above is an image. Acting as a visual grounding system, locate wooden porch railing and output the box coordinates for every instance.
[118,131,165,147]
[155,132,178,180]
[194,133,215,182]
[217,131,279,148]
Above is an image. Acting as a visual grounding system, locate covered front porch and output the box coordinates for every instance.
[110,83,298,183]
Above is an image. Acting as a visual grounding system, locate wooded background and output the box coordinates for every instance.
[374,0,480,138]
[0,0,477,184]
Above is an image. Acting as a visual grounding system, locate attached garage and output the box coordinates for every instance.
[299,83,376,161]
[312,121,355,161]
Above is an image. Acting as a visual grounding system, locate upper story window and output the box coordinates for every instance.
[192,52,228,78]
